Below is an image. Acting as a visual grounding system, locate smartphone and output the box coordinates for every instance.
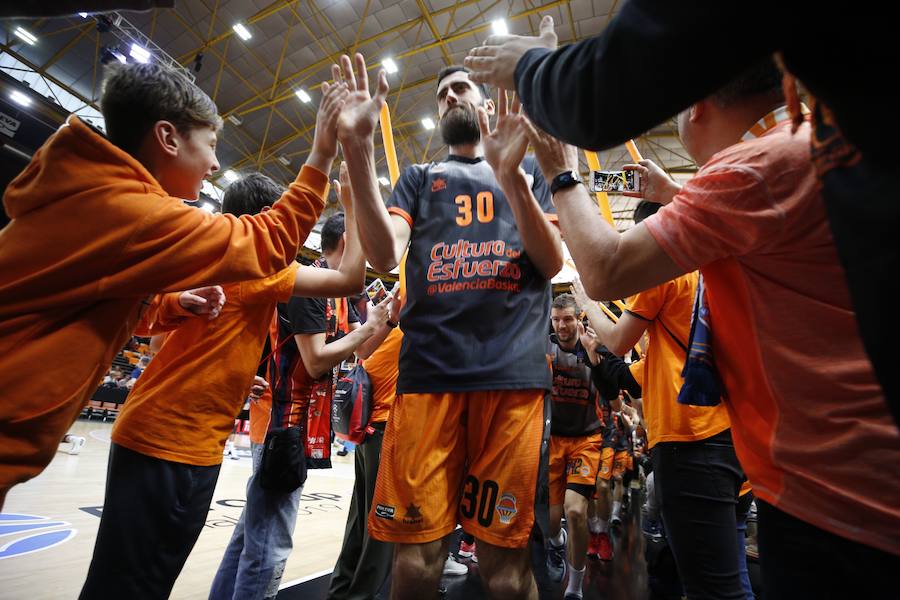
[589,170,640,194]
[365,278,388,305]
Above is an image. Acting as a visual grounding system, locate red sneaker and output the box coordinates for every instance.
[597,532,613,561]
[459,539,478,563]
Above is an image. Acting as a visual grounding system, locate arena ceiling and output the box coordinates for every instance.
[1,0,696,231]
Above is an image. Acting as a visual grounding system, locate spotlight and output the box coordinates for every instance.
[129,44,151,63]
[223,169,240,183]
[382,58,398,74]
[14,27,37,45]
[491,20,509,35]
[10,90,32,107]
[295,89,311,103]
[421,117,435,130]
[233,23,252,41]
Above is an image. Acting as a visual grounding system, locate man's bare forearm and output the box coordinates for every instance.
[341,138,399,272]
[555,184,622,299]
[498,170,563,279]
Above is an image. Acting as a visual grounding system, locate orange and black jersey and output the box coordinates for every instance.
[549,336,603,437]
[387,155,555,393]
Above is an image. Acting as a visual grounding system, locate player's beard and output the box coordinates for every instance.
[440,103,481,147]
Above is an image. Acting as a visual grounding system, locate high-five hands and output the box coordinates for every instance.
[464,15,558,91]
[331,53,390,143]
[478,88,531,181]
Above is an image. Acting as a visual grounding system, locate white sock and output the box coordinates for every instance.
[611,501,622,518]
[589,517,607,534]
[565,564,585,598]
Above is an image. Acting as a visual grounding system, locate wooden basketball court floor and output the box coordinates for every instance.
[0,419,354,599]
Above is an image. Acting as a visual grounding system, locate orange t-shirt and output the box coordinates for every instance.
[363,327,403,423]
[626,272,730,448]
[112,265,299,465]
[628,358,645,390]
[644,118,899,555]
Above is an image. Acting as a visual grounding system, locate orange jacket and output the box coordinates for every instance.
[0,116,326,490]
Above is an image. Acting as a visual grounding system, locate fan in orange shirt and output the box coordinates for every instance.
[80,161,370,599]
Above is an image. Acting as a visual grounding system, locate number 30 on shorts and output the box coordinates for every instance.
[459,475,500,526]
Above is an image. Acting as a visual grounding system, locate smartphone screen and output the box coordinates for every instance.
[589,170,639,193]
[365,279,388,305]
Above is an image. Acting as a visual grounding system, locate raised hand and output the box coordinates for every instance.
[519,116,579,183]
[311,80,349,163]
[178,285,226,319]
[333,161,353,213]
[332,53,389,143]
[478,88,530,181]
[623,159,682,204]
[364,293,393,329]
[464,15,557,90]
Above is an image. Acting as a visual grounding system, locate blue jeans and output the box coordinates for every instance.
[209,443,303,600]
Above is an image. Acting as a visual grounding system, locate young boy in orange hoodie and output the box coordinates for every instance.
[0,61,349,506]
[79,165,378,599]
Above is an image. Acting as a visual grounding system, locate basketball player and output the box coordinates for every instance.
[334,53,562,598]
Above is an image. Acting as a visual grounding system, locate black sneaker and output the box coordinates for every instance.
[546,529,567,583]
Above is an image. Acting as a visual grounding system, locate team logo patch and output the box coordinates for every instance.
[402,503,424,526]
[374,504,395,520]
[431,177,447,192]
[0,513,77,560]
[579,465,591,477]
[496,493,518,525]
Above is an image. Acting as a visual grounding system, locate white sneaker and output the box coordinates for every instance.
[68,436,86,455]
[442,555,468,576]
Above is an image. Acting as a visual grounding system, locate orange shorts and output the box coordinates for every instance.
[549,433,602,506]
[368,390,547,548]
[598,447,632,481]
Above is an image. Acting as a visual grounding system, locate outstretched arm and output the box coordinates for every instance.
[292,162,366,298]
[479,90,562,279]
[332,53,408,272]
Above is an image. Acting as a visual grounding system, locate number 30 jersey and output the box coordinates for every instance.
[387,154,556,394]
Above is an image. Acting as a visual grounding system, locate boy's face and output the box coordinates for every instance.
[157,125,220,200]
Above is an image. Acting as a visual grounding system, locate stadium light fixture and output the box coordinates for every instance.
[382,58,398,74]
[232,23,252,41]
[14,27,37,45]
[421,117,435,130]
[223,169,240,183]
[129,43,151,63]
[10,90,32,107]
[295,88,311,103]
[491,20,509,35]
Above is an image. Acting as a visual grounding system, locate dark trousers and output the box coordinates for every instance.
[80,443,220,600]
[652,429,746,600]
[327,423,393,600]
[757,500,900,599]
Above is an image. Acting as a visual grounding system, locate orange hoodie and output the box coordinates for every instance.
[0,116,326,497]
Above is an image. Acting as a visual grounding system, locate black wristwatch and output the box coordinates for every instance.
[550,170,583,196]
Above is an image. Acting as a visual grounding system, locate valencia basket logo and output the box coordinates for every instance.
[0,513,77,560]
